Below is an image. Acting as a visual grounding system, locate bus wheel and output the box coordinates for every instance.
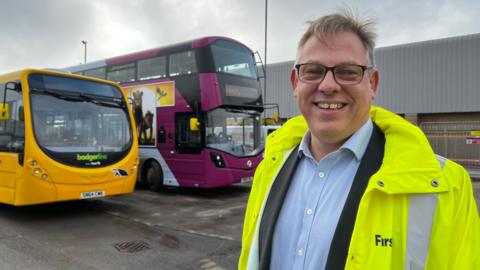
[145,161,163,191]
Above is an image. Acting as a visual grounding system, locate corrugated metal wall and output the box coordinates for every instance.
[264,33,480,118]
[261,61,299,119]
[374,33,480,114]
[262,33,480,177]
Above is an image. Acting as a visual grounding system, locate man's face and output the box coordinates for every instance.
[291,31,379,149]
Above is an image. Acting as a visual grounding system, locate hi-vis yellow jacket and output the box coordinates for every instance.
[239,106,480,270]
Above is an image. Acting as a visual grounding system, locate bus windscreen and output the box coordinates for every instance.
[28,73,123,99]
[28,73,133,167]
[211,40,257,78]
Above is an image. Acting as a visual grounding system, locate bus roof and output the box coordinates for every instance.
[64,36,251,72]
[0,68,72,81]
[0,68,122,89]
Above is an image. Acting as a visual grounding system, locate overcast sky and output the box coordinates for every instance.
[1,0,479,74]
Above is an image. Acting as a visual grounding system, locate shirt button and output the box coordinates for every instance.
[298,249,304,256]
[306,208,313,215]
[318,171,325,178]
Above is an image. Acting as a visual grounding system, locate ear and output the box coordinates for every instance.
[369,69,380,98]
[290,68,299,97]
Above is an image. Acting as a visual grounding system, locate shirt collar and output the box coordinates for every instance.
[298,119,373,161]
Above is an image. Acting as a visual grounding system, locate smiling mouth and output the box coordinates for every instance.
[315,102,346,110]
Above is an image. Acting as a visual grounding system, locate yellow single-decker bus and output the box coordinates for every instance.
[0,69,138,206]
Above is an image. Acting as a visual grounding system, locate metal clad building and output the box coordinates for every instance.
[262,60,298,118]
[375,33,480,114]
[263,33,480,118]
[262,33,480,177]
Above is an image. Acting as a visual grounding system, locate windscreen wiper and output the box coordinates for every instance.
[31,87,83,102]
[32,87,125,109]
[79,94,126,109]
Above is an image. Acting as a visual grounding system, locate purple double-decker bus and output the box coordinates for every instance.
[65,36,264,190]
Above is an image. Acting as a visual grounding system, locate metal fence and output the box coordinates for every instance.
[420,121,480,178]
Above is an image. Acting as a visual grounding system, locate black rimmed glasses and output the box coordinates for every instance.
[294,63,374,85]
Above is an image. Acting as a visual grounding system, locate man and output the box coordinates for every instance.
[239,10,480,270]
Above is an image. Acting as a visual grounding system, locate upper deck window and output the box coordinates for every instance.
[211,40,257,79]
[107,63,135,83]
[138,56,167,80]
[169,51,197,77]
[84,67,106,80]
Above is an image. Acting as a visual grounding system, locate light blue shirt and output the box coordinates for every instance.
[270,119,373,270]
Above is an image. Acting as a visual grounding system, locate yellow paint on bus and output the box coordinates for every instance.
[0,69,138,205]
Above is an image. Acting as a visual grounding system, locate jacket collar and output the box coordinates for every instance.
[369,106,448,194]
[265,106,448,194]
[264,114,307,156]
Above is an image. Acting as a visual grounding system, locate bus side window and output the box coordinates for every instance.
[175,113,202,153]
[138,56,167,81]
[169,51,197,77]
[107,63,135,83]
[84,67,106,80]
[0,83,25,156]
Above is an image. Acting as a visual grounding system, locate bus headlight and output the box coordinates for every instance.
[210,152,226,168]
[28,159,50,181]
[132,157,139,171]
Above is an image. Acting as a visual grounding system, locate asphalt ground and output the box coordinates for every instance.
[0,184,251,270]
[0,180,478,270]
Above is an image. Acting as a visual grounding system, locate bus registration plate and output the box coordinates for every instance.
[241,176,253,183]
[80,190,106,199]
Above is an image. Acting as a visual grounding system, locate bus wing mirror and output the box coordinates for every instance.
[0,103,9,120]
[5,82,18,92]
[190,117,200,131]
[1,81,19,120]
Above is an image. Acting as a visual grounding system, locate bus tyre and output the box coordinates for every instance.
[145,162,163,192]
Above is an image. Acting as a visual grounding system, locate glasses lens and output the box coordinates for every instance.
[334,65,364,84]
[299,64,326,83]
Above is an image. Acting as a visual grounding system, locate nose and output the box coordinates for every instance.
[317,70,340,94]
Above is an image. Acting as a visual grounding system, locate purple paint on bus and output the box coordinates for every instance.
[221,150,263,170]
[104,36,251,66]
[203,149,263,187]
[105,36,218,66]
[107,47,162,66]
[121,77,173,88]
[191,36,245,49]
[192,36,223,48]
[200,73,222,111]
[67,36,264,189]
[160,148,263,188]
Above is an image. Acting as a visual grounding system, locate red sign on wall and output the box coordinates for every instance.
[466,137,480,145]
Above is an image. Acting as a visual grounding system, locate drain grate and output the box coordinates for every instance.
[114,240,151,253]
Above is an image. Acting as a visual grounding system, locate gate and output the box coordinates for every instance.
[419,121,480,179]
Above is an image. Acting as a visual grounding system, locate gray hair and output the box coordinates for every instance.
[296,9,377,65]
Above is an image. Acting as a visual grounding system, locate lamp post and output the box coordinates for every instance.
[264,0,268,119]
[81,40,87,64]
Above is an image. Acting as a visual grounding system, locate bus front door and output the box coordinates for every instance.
[0,152,20,202]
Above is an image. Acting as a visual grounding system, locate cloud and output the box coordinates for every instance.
[376,0,480,47]
[0,0,479,74]
[0,0,97,72]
